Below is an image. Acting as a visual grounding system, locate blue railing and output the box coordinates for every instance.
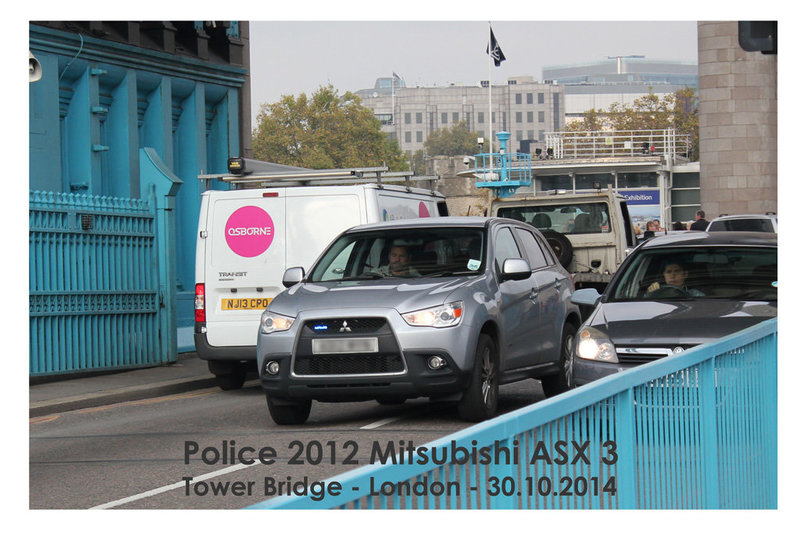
[249,319,777,509]
[29,190,167,375]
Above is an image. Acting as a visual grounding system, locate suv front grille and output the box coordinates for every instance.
[294,317,404,376]
[294,354,404,375]
[303,318,387,335]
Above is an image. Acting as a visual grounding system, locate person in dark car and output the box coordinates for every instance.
[646,259,704,297]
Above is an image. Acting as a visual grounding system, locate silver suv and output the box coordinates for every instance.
[256,217,581,424]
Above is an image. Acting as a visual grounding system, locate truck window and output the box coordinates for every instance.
[497,202,611,235]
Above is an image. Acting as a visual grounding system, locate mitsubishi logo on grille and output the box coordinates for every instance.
[339,320,352,333]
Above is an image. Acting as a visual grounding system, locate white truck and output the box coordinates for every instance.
[490,189,637,291]
[194,159,446,389]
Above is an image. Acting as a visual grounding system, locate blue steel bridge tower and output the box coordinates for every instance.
[29,21,250,375]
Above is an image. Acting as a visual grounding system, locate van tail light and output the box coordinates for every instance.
[195,283,206,323]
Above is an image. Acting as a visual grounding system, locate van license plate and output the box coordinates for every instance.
[312,338,379,354]
[221,298,272,310]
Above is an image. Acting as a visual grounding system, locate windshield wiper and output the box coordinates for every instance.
[337,272,386,281]
[423,270,475,278]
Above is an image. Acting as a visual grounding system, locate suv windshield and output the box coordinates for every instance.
[609,246,777,302]
[308,227,486,282]
[497,202,610,234]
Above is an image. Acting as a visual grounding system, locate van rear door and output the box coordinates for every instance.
[205,190,286,348]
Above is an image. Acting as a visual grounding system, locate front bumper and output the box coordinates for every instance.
[257,308,478,402]
[572,357,639,386]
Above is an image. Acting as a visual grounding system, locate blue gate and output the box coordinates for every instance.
[29,190,166,375]
[250,319,777,509]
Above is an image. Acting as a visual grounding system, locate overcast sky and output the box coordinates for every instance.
[248,20,699,122]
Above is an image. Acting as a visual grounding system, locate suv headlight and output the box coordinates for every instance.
[402,301,463,328]
[260,311,295,334]
[576,326,618,363]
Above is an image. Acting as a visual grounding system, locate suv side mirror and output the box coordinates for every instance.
[282,267,305,288]
[571,288,601,307]
[501,258,531,281]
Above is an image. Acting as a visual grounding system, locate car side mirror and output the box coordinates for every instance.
[571,288,601,307]
[282,267,305,288]
[501,258,531,281]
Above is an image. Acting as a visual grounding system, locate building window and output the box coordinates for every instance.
[416,131,423,142]
[416,112,422,124]
[405,131,412,143]
[516,130,523,141]
[478,130,484,139]
[515,93,522,105]
[538,111,545,123]
[441,113,448,124]
[527,111,533,123]
[515,112,522,123]
[404,113,411,124]
[478,112,484,124]
[527,93,533,104]
[538,93,544,104]
[618,172,658,188]
[527,130,534,140]
[466,112,471,129]
[453,112,458,123]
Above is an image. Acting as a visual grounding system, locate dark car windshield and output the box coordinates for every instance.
[308,227,486,282]
[497,202,610,235]
[608,246,777,302]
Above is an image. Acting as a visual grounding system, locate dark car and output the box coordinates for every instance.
[569,231,776,385]
[256,217,581,424]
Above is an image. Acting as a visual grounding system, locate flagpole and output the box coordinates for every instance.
[488,22,493,172]
[391,73,395,126]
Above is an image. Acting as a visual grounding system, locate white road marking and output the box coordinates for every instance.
[360,414,407,429]
[89,462,254,510]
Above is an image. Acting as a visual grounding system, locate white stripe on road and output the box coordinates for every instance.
[90,462,254,510]
[360,414,407,430]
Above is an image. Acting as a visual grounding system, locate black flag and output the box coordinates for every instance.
[486,27,506,66]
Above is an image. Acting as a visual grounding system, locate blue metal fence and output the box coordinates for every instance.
[250,319,777,509]
[29,190,168,375]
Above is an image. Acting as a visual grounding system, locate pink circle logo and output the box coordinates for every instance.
[225,206,275,257]
[419,202,430,218]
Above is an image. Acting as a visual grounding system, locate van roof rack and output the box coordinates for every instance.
[198,166,438,190]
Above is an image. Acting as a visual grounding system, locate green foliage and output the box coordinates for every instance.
[424,121,480,157]
[252,85,408,170]
[566,88,699,161]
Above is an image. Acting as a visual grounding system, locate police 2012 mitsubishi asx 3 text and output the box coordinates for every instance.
[256,217,581,425]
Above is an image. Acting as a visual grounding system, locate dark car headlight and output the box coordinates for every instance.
[576,326,618,363]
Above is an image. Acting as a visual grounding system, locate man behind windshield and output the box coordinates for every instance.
[374,244,420,277]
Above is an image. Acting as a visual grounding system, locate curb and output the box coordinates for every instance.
[29,376,218,418]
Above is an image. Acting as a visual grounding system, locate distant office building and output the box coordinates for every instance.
[542,57,698,123]
[355,75,566,155]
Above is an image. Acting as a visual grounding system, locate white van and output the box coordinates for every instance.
[194,163,446,389]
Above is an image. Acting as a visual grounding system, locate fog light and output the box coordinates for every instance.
[266,361,280,375]
[427,355,447,370]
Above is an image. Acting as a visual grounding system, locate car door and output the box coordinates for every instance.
[493,225,540,371]
[514,226,563,364]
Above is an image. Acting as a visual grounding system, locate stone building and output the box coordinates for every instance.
[697,21,777,217]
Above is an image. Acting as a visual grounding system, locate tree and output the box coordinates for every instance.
[424,121,480,157]
[252,85,408,170]
[566,88,699,161]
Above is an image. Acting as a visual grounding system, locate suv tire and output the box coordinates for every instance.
[541,323,577,397]
[266,395,312,425]
[458,334,499,422]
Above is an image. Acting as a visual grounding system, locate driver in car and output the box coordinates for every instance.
[647,260,704,296]
[375,244,420,277]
